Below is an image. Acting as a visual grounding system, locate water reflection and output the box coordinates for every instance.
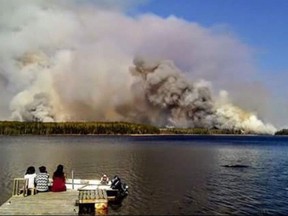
[1,135,288,215]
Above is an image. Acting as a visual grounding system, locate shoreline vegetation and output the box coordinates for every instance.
[274,129,288,135]
[0,121,284,136]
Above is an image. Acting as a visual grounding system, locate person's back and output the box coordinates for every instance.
[52,176,66,192]
[35,166,49,192]
[51,164,66,192]
[24,166,36,189]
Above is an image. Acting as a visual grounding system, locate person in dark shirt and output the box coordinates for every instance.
[51,164,66,192]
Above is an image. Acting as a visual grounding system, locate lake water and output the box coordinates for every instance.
[1,135,288,215]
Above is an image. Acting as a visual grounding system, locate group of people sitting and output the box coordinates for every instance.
[24,164,66,193]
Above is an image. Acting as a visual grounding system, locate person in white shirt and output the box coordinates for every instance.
[24,166,36,189]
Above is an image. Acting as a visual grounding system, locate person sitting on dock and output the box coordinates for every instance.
[51,164,66,192]
[35,166,50,192]
[24,166,36,194]
[100,174,109,185]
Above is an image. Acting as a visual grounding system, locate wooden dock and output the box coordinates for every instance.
[0,177,113,215]
[0,189,109,215]
[0,190,79,215]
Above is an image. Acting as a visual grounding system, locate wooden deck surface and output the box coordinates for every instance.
[0,190,79,215]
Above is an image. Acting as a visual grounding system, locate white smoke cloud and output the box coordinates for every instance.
[0,0,278,134]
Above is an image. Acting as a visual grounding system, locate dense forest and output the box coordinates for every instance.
[0,121,257,135]
[160,128,243,135]
[0,121,160,135]
[274,129,288,135]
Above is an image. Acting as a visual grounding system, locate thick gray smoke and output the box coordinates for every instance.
[130,57,215,128]
[0,0,278,134]
[129,57,275,134]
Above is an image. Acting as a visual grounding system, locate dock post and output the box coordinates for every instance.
[72,170,74,190]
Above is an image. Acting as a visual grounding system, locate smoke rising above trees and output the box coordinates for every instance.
[0,0,276,134]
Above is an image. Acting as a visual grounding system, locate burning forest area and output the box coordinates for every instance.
[0,0,278,134]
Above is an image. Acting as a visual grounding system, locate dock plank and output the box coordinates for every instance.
[0,190,79,215]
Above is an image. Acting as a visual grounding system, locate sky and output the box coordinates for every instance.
[0,0,287,133]
[135,0,288,73]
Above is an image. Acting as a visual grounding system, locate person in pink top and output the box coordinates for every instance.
[51,164,66,192]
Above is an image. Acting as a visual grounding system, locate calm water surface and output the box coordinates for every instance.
[1,135,288,215]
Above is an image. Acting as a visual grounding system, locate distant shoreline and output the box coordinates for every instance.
[0,134,280,137]
[0,121,283,136]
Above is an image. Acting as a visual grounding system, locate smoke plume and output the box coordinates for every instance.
[129,57,275,134]
[0,0,277,134]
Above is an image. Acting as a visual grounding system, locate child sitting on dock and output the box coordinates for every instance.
[35,166,50,192]
[51,164,66,192]
[24,166,36,194]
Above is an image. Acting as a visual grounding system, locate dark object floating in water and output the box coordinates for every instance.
[222,164,249,168]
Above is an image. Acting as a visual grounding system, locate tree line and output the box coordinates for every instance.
[0,121,283,135]
[0,121,160,135]
[274,129,288,135]
[160,128,243,135]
